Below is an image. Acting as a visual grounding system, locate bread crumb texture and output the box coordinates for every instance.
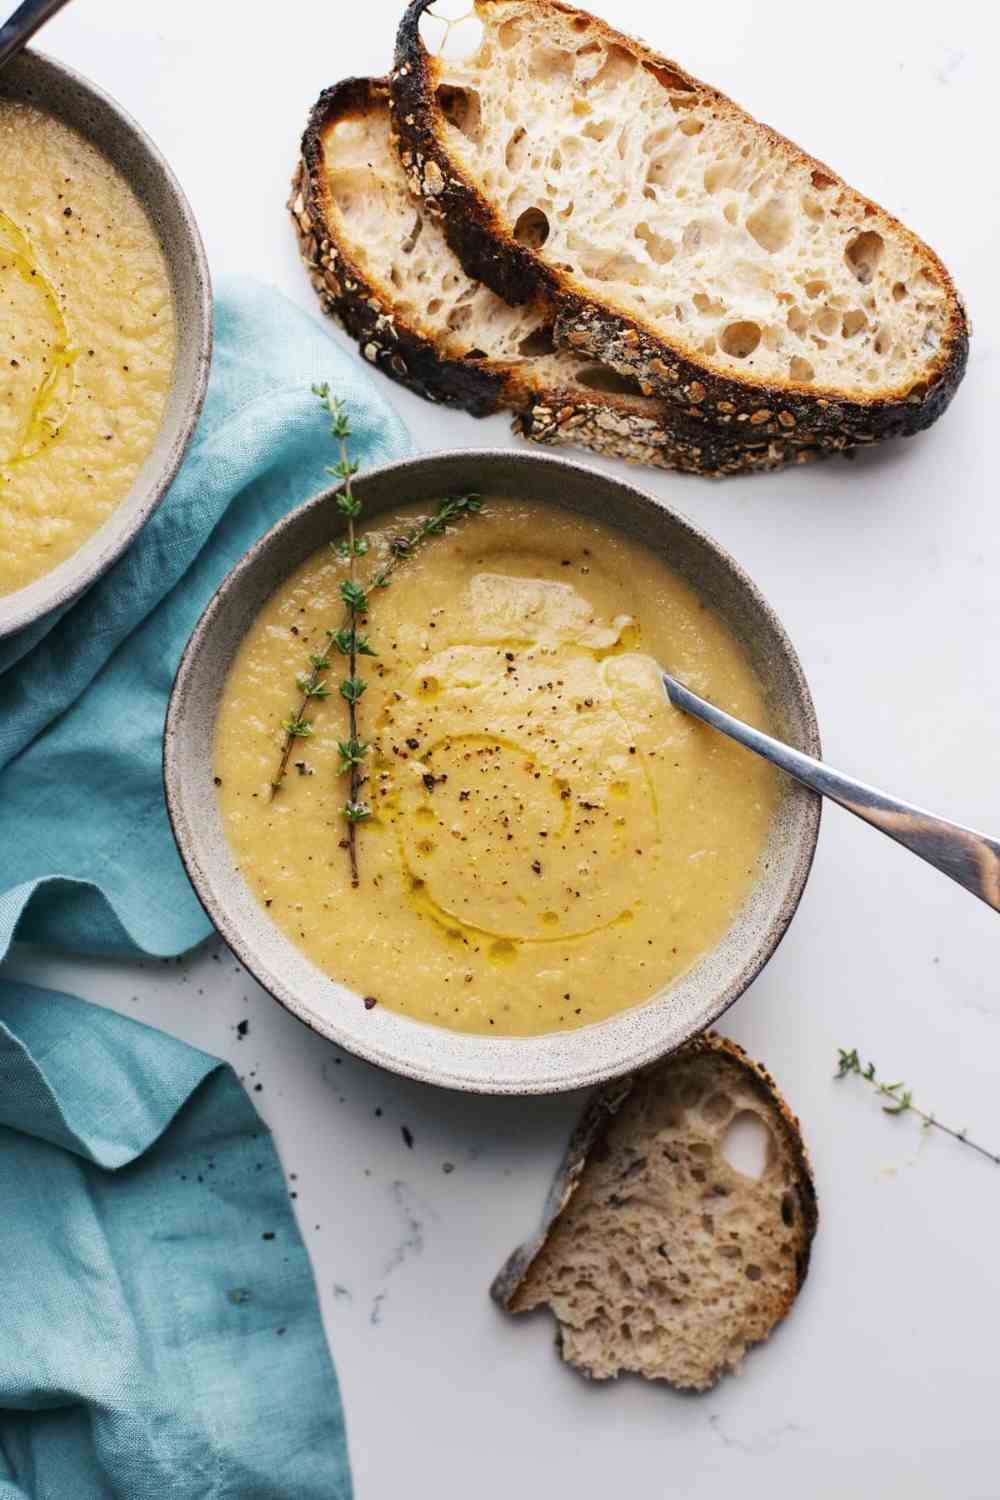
[293,80,830,476]
[495,1034,817,1391]
[310,86,678,406]
[415,0,964,401]
[318,88,547,363]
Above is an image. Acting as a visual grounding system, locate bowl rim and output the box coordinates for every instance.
[165,448,821,1094]
[0,47,212,638]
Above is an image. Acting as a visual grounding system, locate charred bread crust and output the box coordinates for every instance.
[392,7,544,308]
[294,78,508,417]
[392,0,969,447]
[491,1031,819,1316]
[293,79,667,426]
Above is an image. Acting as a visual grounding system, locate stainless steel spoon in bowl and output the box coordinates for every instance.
[662,670,1000,914]
[0,0,72,71]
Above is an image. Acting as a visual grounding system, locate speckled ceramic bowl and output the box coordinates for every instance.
[0,49,211,639]
[165,449,820,1094]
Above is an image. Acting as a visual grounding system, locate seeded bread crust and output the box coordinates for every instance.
[515,402,824,476]
[292,79,821,475]
[296,80,505,417]
[392,0,969,451]
[492,1032,818,1390]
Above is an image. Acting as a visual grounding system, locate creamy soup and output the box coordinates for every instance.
[0,99,175,595]
[215,499,778,1036]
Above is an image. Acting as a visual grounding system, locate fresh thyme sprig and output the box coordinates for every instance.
[328,389,371,885]
[835,1047,1000,1167]
[268,383,482,887]
[268,389,367,820]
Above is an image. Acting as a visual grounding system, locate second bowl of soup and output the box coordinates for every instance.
[0,50,211,637]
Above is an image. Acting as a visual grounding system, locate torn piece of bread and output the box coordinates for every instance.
[492,1033,817,1391]
[392,0,969,452]
[291,78,822,476]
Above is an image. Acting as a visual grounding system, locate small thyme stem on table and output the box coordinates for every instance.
[268,382,482,887]
[835,1047,1000,1167]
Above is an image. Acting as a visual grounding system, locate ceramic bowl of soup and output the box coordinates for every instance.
[165,449,820,1094]
[0,49,211,638]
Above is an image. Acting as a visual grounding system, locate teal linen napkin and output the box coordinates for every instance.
[0,277,412,1497]
[0,274,409,961]
[0,979,351,1500]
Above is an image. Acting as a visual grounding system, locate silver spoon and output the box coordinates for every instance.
[0,0,72,72]
[662,670,1000,914]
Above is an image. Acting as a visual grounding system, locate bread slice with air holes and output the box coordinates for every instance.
[291,78,823,476]
[391,0,969,455]
[492,1033,818,1391]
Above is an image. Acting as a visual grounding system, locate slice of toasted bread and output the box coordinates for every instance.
[492,1033,818,1391]
[392,0,969,452]
[292,78,822,476]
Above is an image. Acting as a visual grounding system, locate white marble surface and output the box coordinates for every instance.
[6,1,999,1494]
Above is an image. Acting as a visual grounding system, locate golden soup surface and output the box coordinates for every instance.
[215,499,778,1036]
[0,99,175,595]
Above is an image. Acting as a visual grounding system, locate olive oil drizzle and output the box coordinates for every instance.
[0,208,77,471]
[376,715,657,950]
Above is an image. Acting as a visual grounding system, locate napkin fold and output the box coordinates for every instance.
[0,275,409,963]
[0,277,412,1498]
[0,980,351,1500]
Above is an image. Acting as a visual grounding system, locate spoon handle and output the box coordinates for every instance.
[663,672,1000,914]
[0,0,72,70]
